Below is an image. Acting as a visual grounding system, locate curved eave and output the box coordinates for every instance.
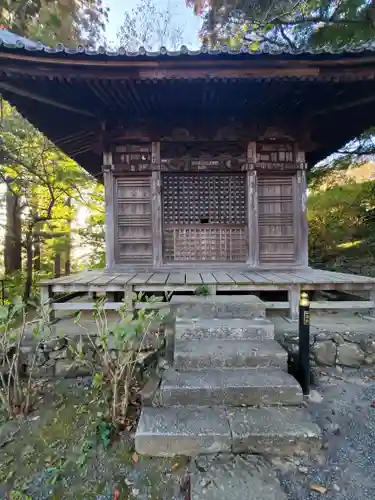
[2,42,375,70]
[1,35,375,60]
[0,47,374,175]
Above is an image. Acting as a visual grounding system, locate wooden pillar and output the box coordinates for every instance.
[151,142,163,268]
[294,150,308,267]
[246,142,259,267]
[103,152,115,270]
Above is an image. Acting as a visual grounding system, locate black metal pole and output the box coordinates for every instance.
[299,291,310,396]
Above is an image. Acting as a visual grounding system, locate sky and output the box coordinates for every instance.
[104,0,202,48]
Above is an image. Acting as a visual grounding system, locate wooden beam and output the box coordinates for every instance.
[312,94,375,117]
[265,301,375,310]
[0,82,95,117]
[52,301,167,310]
[103,152,115,270]
[2,60,375,81]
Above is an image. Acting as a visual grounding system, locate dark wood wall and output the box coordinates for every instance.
[102,129,308,269]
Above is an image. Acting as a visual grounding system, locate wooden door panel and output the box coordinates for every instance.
[162,173,247,261]
[115,177,152,263]
[258,175,296,265]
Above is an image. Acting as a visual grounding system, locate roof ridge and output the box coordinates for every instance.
[0,29,374,57]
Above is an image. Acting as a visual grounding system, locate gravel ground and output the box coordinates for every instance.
[277,368,375,500]
[2,370,375,499]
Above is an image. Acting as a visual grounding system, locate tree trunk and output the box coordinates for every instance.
[4,180,22,275]
[54,252,61,278]
[64,196,72,275]
[23,240,33,303]
[33,219,41,272]
[33,239,41,272]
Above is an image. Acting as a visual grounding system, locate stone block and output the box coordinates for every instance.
[49,348,68,360]
[228,406,322,456]
[191,454,288,500]
[42,337,68,352]
[170,295,266,320]
[31,361,55,378]
[135,406,232,457]
[312,340,337,366]
[159,368,303,407]
[54,359,90,378]
[139,374,161,405]
[175,318,274,342]
[337,342,365,367]
[174,340,287,371]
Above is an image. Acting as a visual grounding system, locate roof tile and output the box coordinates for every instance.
[0,28,374,58]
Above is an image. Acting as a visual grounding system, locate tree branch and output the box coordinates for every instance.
[279,25,297,49]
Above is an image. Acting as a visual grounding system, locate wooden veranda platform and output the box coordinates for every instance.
[40,267,375,320]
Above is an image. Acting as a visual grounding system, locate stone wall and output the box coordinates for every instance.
[9,332,165,379]
[280,331,375,367]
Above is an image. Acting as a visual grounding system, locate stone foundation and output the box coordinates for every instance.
[280,331,375,367]
[6,332,165,379]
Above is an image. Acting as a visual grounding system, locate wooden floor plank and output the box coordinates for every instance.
[128,273,154,285]
[288,271,316,284]
[309,270,349,283]
[107,274,137,285]
[147,273,170,285]
[40,271,99,285]
[264,271,297,284]
[62,272,104,285]
[211,272,235,284]
[242,272,273,284]
[265,272,307,284]
[321,269,375,283]
[166,273,186,285]
[200,273,218,285]
[240,272,256,283]
[241,271,268,285]
[88,274,121,286]
[252,271,276,283]
[185,272,203,285]
[225,272,252,284]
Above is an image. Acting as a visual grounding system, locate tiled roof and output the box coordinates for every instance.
[0,28,374,58]
[0,28,47,50]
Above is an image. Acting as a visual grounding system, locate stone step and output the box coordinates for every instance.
[175,317,274,341]
[191,454,288,500]
[174,339,287,371]
[135,406,322,457]
[170,295,266,320]
[157,368,303,406]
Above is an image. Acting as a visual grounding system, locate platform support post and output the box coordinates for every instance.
[40,284,55,325]
[369,287,375,317]
[288,285,300,321]
[124,285,134,312]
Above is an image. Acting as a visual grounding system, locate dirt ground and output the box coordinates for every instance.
[0,379,189,500]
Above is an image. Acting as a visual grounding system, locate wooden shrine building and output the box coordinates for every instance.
[1,31,375,317]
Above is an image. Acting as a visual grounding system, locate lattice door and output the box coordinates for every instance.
[115,176,152,263]
[258,175,296,265]
[162,173,247,261]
